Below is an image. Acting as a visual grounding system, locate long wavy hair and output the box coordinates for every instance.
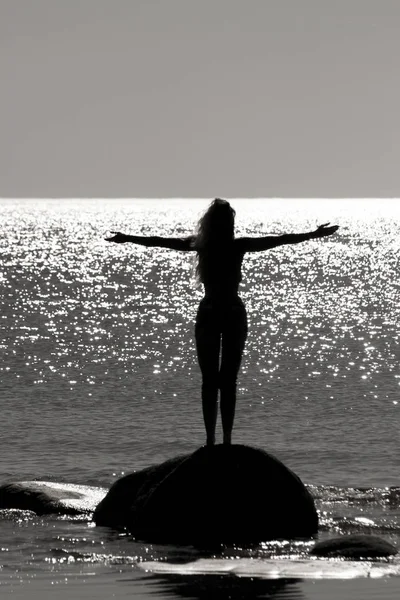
[193,199,236,284]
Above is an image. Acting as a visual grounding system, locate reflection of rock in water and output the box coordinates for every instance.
[94,444,318,545]
[144,573,302,600]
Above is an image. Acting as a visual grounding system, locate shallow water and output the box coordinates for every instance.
[0,198,399,597]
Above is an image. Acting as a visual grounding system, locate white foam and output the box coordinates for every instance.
[138,557,400,580]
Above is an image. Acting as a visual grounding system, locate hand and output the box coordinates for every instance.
[312,223,339,239]
[105,231,129,243]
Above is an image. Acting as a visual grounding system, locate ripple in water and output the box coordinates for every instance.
[0,198,399,487]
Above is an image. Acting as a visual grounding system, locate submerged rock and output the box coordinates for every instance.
[0,481,106,515]
[93,444,318,545]
[310,534,398,558]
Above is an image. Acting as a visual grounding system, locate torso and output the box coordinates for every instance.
[200,240,245,303]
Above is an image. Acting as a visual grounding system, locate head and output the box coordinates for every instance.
[195,198,236,249]
[193,199,236,285]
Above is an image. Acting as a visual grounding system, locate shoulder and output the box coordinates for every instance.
[234,238,248,253]
[175,235,196,251]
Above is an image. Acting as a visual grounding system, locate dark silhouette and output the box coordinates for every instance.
[106,199,338,445]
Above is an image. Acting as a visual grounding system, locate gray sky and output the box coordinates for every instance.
[1,0,400,197]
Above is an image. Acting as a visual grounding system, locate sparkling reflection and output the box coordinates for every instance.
[1,198,399,485]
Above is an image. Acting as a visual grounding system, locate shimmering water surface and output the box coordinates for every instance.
[0,198,399,598]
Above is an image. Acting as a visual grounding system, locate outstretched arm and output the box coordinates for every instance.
[105,232,195,251]
[237,223,339,253]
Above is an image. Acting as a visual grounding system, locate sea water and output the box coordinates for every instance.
[0,198,399,598]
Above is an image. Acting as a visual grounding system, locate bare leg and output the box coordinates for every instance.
[202,381,218,445]
[219,305,247,445]
[220,386,236,444]
[195,312,221,446]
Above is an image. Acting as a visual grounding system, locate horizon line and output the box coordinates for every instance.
[1,197,399,201]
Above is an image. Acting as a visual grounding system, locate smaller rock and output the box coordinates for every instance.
[0,481,106,515]
[310,534,398,559]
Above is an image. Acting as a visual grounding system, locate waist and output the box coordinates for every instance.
[200,295,244,308]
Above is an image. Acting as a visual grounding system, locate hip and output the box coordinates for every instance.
[195,296,247,330]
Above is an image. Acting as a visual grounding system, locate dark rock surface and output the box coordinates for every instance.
[310,534,398,558]
[93,444,318,544]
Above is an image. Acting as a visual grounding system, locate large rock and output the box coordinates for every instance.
[311,534,398,559]
[93,445,318,545]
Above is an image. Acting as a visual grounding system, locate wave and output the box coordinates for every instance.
[308,484,400,507]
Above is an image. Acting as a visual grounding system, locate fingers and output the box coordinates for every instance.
[320,225,339,236]
[105,231,121,242]
[105,232,121,242]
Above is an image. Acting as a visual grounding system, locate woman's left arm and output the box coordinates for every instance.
[105,232,195,251]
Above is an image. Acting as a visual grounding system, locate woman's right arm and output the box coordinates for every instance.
[237,223,339,253]
[105,232,195,251]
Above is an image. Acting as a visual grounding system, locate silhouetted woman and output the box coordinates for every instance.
[106,199,338,446]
